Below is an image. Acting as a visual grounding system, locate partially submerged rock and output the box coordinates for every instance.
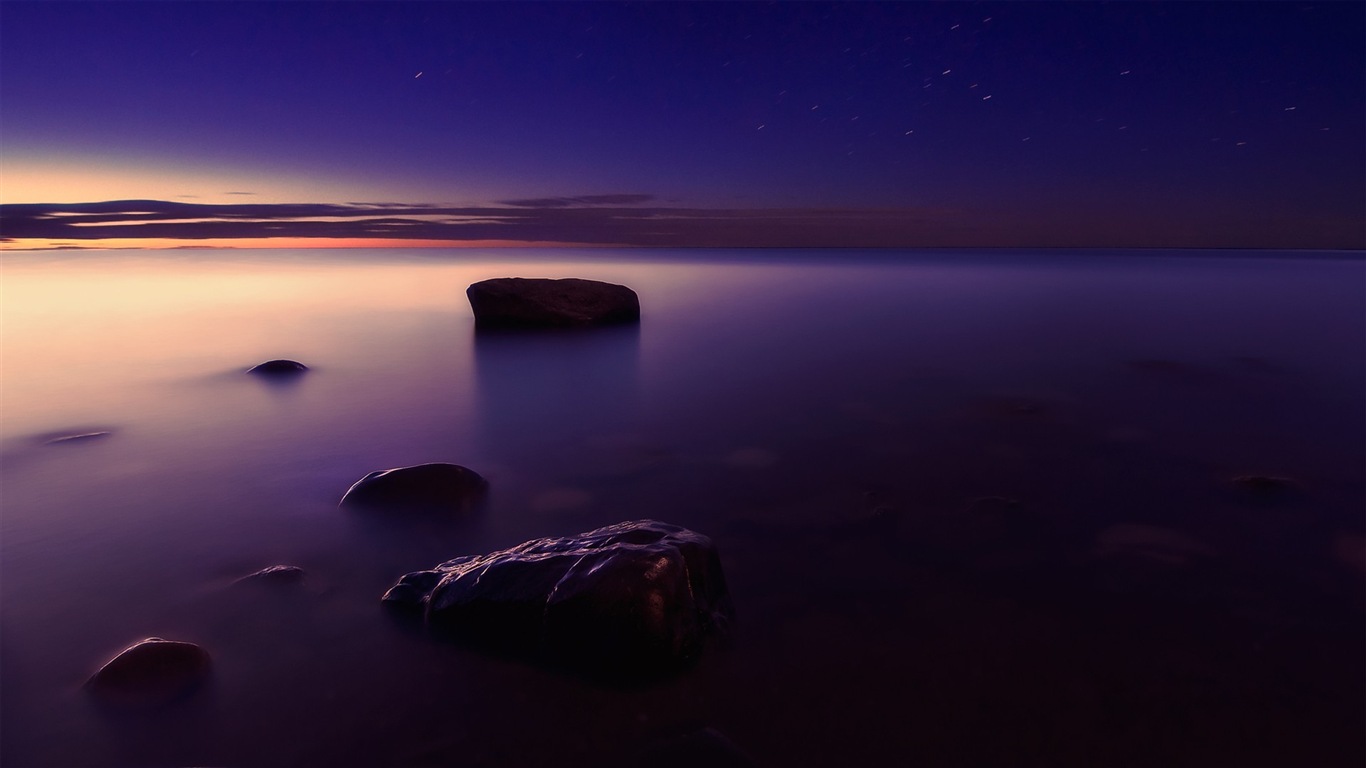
[247,359,309,376]
[1082,524,1215,599]
[234,564,305,585]
[467,277,640,329]
[383,520,733,676]
[1092,523,1211,566]
[85,637,210,707]
[1232,474,1298,497]
[43,430,113,445]
[624,727,757,768]
[340,463,488,514]
[965,495,1023,514]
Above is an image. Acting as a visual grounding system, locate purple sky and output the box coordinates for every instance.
[2,1,1362,248]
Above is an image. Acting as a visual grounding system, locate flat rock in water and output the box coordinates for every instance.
[85,637,210,707]
[340,463,488,514]
[466,277,640,329]
[247,359,309,376]
[383,520,733,676]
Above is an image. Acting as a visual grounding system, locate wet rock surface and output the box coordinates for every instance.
[340,463,488,514]
[85,638,210,708]
[384,520,733,676]
[467,277,640,329]
[246,359,309,376]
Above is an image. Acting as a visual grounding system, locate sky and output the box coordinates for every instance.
[1,1,1362,250]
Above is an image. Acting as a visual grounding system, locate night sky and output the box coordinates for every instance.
[2,1,1362,249]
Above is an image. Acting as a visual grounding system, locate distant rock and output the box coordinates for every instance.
[1081,524,1215,599]
[724,447,778,469]
[466,277,640,329]
[43,430,113,445]
[1128,358,1193,374]
[529,487,593,513]
[965,495,1023,514]
[85,637,210,707]
[234,564,305,585]
[383,520,733,676]
[1127,358,1219,383]
[247,359,309,376]
[1232,474,1298,497]
[623,727,757,768]
[1231,355,1283,374]
[340,463,488,514]
[1332,533,1365,573]
[1092,523,1211,566]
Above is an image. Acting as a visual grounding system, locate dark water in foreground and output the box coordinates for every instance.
[2,248,1363,767]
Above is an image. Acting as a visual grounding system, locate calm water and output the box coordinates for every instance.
[2,248,1363,767]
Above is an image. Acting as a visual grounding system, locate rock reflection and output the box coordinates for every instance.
[473,324,641,465]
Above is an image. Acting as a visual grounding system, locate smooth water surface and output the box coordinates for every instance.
[2,248,1363,767]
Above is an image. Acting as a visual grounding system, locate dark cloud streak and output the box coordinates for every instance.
[0,199,975,247]
[3,198,1361,249]
[498,194,655,208]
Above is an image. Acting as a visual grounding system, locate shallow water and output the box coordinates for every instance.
[2,248,1363,767]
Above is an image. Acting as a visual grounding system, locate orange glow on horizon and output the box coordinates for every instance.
[0,153,445,206]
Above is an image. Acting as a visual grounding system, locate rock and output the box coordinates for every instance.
[340,463,488,514]
[85,638,210,707]
[235,564,305,585]
[1232,355,1282,373]
[43,431,113,445]
[383,520,733,676]
[971,396,1049,418]
[467,277,640,329]
[529,487,593,513]
[1332,533,1365,573]
[247,359,308,376]
[624,727,757,768]
[1092,523,1211,566]
[1232,474,1298,497]
[965,495,1023,514]
[1128,358,1193,374]
[724,447,778,469]
[1082,524,1215,599]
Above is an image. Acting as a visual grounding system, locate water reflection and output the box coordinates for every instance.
[473,324,641,464]
[1,249,1362,768]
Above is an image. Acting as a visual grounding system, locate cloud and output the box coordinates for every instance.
[498,194,655,208]
[0,198,973,247]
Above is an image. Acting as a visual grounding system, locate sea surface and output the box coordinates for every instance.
[2,248,1363,767]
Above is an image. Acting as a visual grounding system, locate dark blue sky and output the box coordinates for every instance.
[2,2,1362,248]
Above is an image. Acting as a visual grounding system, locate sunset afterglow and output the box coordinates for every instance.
[2,2,1361,249]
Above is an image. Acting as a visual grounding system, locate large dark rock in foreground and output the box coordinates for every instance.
[383,520,733,676]
[341,463,488,514]
[85,637,211,708]
[467,277,640,329]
